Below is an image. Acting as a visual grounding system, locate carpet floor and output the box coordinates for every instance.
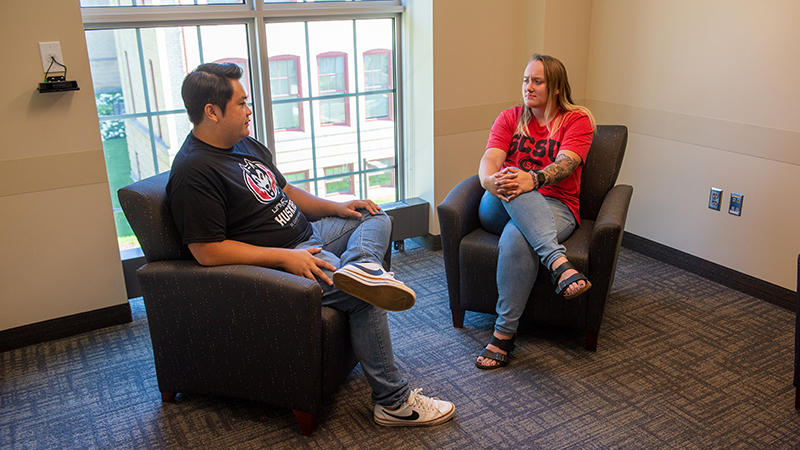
[2,241,800,449]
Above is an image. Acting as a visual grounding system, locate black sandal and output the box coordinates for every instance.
[475,334,516,370]
[551,261,592,300]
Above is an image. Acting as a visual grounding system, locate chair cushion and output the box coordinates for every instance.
[458,222,593,327]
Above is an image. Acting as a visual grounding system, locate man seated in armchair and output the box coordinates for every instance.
[166,62,455,428]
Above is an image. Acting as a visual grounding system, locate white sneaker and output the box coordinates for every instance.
[332,262,416,311]
[373,388,455,427]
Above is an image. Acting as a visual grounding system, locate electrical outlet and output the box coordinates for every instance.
[709,187,722,211]
[39,41,64,73]
[729,193,743,216]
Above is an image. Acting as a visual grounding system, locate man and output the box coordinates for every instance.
[166,63,454,427]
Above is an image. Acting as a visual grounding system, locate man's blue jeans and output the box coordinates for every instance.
[294,210,409,408]
[478,190,576,336]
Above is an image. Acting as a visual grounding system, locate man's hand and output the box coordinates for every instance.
[281,247,337,285]
[334,199,382,218]
[188,240,337,286]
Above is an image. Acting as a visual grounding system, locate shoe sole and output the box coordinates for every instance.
[374,407,455,427]
[333,270,416,312]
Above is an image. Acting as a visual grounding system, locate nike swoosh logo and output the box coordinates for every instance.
[383,410,420,421]
[350,263,384,276]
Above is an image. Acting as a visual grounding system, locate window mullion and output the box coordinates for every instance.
[252,17,273,152]
[303,21,319,196]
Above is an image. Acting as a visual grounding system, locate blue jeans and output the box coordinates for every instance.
[478,190,577,335]
[294,210,409,408]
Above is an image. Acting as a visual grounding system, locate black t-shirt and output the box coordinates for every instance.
[166,133,313,249]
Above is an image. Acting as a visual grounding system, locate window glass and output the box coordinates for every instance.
[324,164,355,196]
[264,0,386,3]
[83,4,400,254]
[364,50,391,119]
[81,0,243,7]
[267,18,396,203]
[317,52,349,126]
[270,56,303,131]
[86,24,251,251]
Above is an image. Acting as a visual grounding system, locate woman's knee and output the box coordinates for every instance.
[479,192,510,234]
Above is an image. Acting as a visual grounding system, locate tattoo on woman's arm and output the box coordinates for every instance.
[541,154,579,187]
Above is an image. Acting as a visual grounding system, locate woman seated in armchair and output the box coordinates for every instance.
[475,54,596,370]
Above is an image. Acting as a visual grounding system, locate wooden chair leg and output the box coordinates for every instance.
[585,331,598,352]
[293,409,318,436]
[451,308,465,328]
[161,392,176,403]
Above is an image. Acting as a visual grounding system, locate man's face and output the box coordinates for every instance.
[218,79,252,143]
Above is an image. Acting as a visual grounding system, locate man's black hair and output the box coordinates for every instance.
[181,63,244,125]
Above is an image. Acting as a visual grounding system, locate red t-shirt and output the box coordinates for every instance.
[486,106,594,224]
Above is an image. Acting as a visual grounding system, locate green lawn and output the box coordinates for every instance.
[102,136,138,248]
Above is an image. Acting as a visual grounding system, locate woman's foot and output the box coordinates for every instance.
[475,332,516,370]
[551,257,592,299]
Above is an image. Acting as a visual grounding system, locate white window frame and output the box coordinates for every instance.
[81,0,405,188]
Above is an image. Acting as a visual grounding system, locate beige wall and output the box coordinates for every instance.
[429,0,526,234]
[586,0,800,289]
[428,0,798,290]
[0,0,128,330]
[2,0,796,332]
[428,0,593,233]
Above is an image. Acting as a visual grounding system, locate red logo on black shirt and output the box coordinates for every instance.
[240,159,278,204]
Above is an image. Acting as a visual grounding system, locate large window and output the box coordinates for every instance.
[82,1,403,252]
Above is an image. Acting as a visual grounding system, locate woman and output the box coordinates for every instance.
[475,54,596,370]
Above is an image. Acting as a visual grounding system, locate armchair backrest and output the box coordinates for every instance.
[118,171,195,263]
[578,125,629,221]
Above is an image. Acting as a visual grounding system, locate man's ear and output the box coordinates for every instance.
[204,103,221,123]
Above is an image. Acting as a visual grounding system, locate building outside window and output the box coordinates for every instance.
[269,55,303,132]
[323,163,355,196]
[317,52,349,126]
[81,1,403,252]
[363,49,392,120]
[283,170,310,193]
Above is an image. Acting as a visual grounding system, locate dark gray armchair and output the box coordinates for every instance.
[118,171,381,436]
[437,125,632,351]
[794,255,799,409]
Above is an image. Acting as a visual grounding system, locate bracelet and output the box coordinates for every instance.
[528,170,546,189]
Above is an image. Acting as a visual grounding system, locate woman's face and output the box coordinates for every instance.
[522,60,548,111]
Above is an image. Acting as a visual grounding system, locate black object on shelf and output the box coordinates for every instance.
[38,76,79,93]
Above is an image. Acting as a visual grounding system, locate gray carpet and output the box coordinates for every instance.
[2,241,800,449]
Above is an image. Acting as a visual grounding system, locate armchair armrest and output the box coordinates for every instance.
[137,260,326,411]
[437,175,485,310]
[586,184,633,330]
[437,175,484,240]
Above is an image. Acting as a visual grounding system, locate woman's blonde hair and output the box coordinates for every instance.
[516,54,596,137]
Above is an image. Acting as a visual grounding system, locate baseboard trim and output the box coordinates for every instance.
[622,232,796,311]
[0,303,132,353]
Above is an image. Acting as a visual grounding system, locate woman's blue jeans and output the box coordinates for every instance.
[294,210,409,408]
[478,190,577,336]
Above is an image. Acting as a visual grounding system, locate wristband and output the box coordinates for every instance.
[528,170,546,189]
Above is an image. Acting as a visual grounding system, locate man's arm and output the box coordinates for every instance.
[188,240,336,285]
[283,182,381,219]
